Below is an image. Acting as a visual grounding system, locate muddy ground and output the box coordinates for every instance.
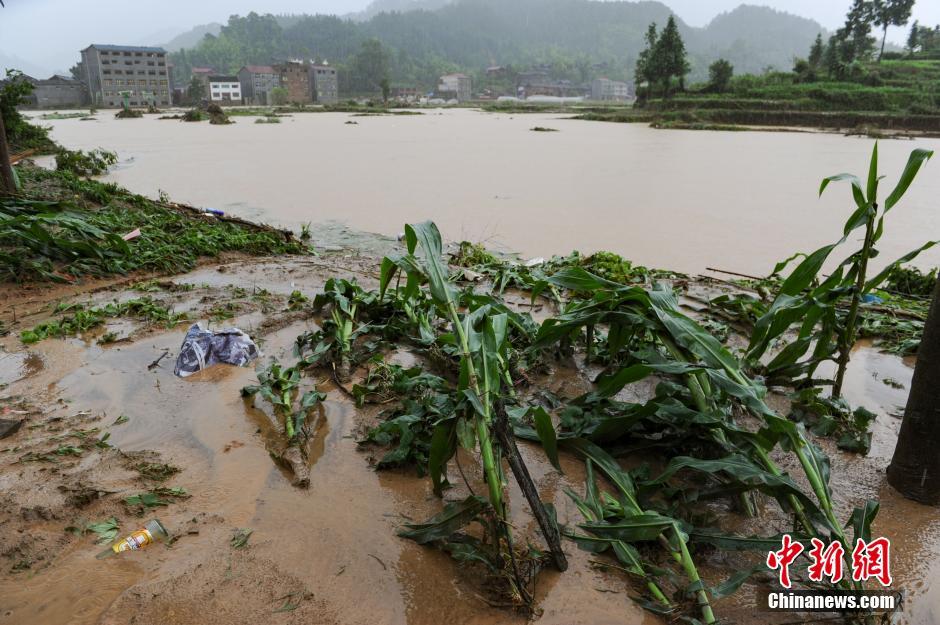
[0,244,938,625]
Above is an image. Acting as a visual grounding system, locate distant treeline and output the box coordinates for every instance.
[169,0,825,94]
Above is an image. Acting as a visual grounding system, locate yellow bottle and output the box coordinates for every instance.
[96,519,169,559]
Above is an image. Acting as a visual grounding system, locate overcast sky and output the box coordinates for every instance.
[2,0,938,75]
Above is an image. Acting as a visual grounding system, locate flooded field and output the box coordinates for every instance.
[0,248,937,625]
[38,108,940,276]
[5,109,939,625]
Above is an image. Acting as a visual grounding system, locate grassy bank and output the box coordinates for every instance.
[2,163,305,282]
[578,59,940,134]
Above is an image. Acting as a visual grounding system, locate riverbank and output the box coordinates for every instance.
[568,59,940,137]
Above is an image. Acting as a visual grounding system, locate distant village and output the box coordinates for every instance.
[9,43,635,109]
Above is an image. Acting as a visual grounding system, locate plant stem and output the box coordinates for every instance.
[447,300,505,518]
[659,334,757,517]
[789,437,860,591]
[674,525,716,625]
[833,213,875,399]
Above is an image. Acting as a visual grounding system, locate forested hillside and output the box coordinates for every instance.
[170,0,825,91]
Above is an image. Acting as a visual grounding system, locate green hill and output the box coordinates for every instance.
[170,0,826,89]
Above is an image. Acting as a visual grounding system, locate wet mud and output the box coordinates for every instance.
[0,251,936,625]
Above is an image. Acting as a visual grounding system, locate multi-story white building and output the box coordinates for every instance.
[591,78,632,102]
[208,75,242,104]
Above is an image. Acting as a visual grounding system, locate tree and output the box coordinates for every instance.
[808,33,825,68]
[707,59,733,92]
[654,16,689,96]
[349,38,389,94]
[824,34,841,77]
[634,22,659,101]
[872,0,916,61]
[844,0,876,62]
[907,20,920,53]
[186,76,205,105]
[888,273,940,504]
[69,62,85,83]
[270,86,288,105]
[380,77,390,105]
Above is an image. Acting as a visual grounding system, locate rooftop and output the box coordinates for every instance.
[208,75,239,82]
[84,44,166,54]
[241,65,277,74]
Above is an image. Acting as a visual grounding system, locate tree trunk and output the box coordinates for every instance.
[0,114,15,195]
[888,275,940,504]
[879,25,888,62]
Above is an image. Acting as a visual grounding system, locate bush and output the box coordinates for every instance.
[708,59,734,93]
[182,109,205,122]
[0,70,54,151]
[55,148,118,176]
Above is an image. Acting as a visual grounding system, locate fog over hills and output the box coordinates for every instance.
[162,0,827,86]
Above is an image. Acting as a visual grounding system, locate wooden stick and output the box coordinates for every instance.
[705,266,766,281]
[0,114,15,194]
[493,402,568,572]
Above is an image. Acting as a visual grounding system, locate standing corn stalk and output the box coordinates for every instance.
[381,221,567,574]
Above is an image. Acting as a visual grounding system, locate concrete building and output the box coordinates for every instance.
[190,67,213,87]
[437,73,471,102]
[208,75,242,104]
[274,61,312,105]
[521,79,583,99]
[28,75,87,108]
[309,64,338,104]
[238,65,280,105]
[80,44,171,108]
[591,78,632,102]
[391,86,419,101]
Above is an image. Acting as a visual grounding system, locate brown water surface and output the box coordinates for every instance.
[39,109,940,275]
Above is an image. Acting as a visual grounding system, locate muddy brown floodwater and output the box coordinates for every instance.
[38,108,940,276]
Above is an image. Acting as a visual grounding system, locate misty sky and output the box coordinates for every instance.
[2,0,938,75]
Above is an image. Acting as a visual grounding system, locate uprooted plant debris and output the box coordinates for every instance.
[1,163,305,282]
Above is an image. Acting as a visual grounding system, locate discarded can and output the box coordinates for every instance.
[201,208,224,217]
[96,519,169,559]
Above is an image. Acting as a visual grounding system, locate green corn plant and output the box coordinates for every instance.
[563,445,720,621]
[531,268,882,601]
[380,222,509,520]
[380,222,569,595]
[745,144,934,394]
[242,358,326,486]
